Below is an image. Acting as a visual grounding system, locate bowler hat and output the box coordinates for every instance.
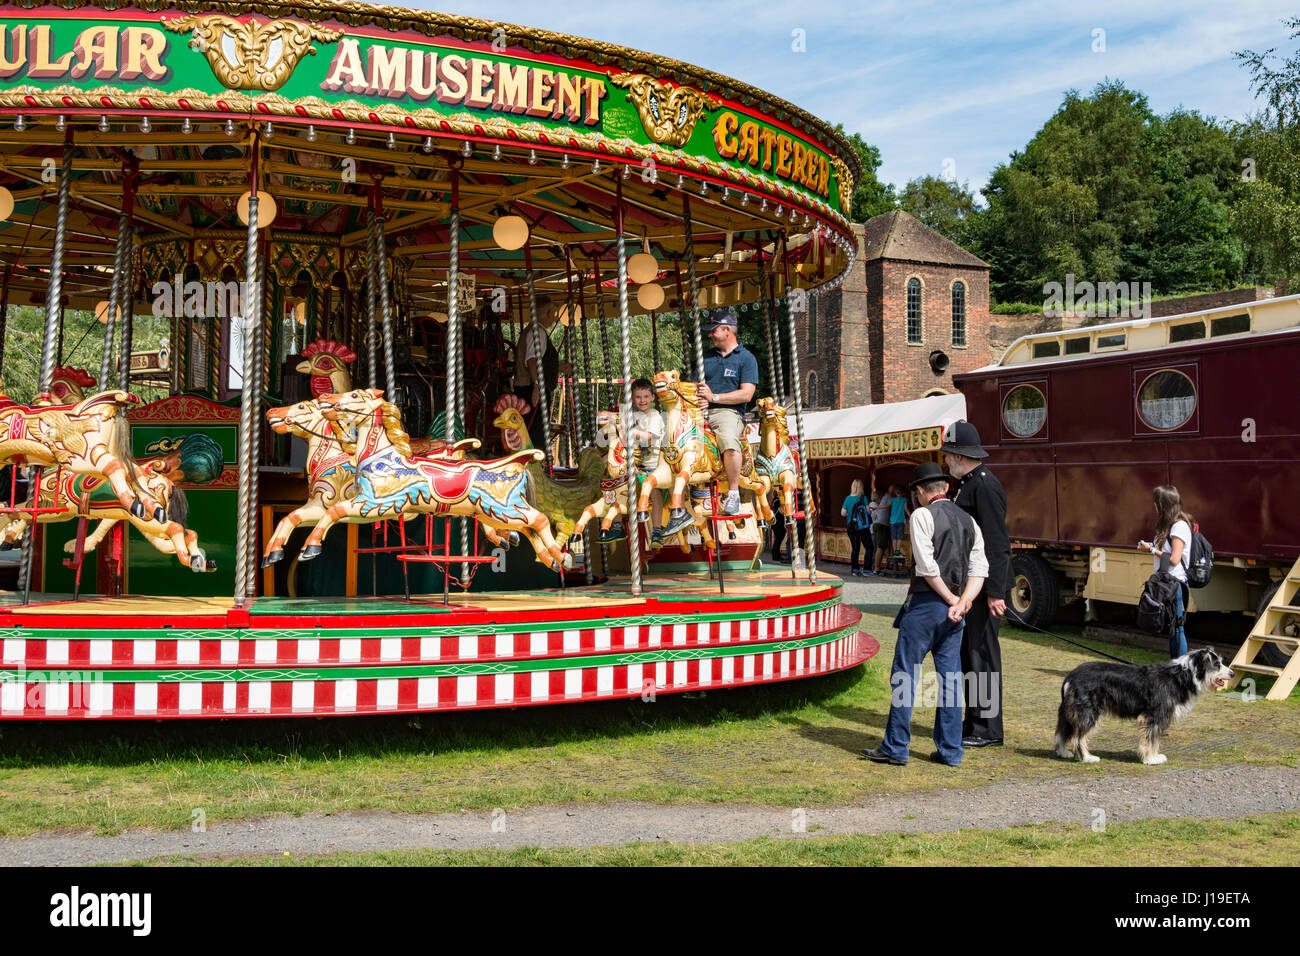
[940,420,988,459]
[909,461,949,490]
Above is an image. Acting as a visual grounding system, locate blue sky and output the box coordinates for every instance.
[400,0,1298,199]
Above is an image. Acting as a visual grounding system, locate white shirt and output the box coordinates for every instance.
[909,502,989,583]
[1153,519,1192,583]
[513,325,548,385]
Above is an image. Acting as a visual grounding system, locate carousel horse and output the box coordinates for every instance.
[754,397,810,522]
[636,370,774,534]
[0,455,215,571]
[575,410,716,554]
[260,395,482,566]
[492,392,605,542]
[311,389,570,571]
[0,389,168,524]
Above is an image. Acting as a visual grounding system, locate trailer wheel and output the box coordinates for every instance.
[1253,582,1299,670]
[1008,552,1058,630]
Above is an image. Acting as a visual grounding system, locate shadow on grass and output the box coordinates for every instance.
[0,666,871,770]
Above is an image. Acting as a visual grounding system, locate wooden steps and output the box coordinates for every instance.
[1227,555,1300,700]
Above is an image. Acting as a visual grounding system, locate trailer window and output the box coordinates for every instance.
[1137,369,1196,430]
[1169,321,1204,343]
[1065,337,1090,355]
[1002,384,1047,437]
[1032,341,1060,358]
[1097,333,1126,350]
[1211,313,1250,337]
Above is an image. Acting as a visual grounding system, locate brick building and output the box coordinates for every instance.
[795,209,993,408]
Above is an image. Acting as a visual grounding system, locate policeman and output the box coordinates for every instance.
[942,420,1011,747]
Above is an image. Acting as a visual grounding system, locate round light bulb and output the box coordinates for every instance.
[627,252,659,285]
[0,185,13,222]
[237,190,278,228]
[492,214,529,251]
[636,282,665,311]
[94,300,119,324]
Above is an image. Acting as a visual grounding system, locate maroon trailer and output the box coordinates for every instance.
[953,294,1300,677]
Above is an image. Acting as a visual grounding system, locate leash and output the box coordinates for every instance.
[1006,614,1141,665]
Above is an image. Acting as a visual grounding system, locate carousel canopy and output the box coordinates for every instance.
[0,0,859,316]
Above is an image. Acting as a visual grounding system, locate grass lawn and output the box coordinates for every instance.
[1,603,1297,837]
[125,813,1300,867]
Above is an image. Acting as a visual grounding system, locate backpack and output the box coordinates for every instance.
[1187,523,1214,589]
[1136,565,1183,636]
[850,497,871,531]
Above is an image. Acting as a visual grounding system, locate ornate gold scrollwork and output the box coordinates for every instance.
[610,73,718,148]
[161,14,343,92]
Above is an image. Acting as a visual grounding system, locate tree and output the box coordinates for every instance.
[971,80,1244,303]
[1234,18,1300,289]
[896,175,981,247]
[832,124,896,222]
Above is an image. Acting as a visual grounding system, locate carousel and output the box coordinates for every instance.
[0,0,877,719]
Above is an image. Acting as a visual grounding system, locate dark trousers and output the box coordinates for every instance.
[960,598,1004,740]
[847,528,868,570]
[769,518,787,560]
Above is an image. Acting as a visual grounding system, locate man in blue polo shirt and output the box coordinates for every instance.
[698,309,760,517]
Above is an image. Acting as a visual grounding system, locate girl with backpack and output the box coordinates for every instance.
[840,478,871,576]
[1137,484,1194,657]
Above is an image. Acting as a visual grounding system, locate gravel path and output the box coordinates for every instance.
[5,764,1297,865]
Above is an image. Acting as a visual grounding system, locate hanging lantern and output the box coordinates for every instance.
[94,300,121,324]
[492,214,529,251]
[555,303,583,326]
[236,190,277,228]
[0,185,12,222]
[627,252,659,284]
[636,282,665,311]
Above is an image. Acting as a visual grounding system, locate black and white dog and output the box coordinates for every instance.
[1054,648,1234,765]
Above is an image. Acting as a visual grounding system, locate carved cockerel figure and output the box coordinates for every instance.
[297,340,356,398]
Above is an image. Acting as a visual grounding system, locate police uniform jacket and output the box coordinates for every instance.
[953,466,1011,602]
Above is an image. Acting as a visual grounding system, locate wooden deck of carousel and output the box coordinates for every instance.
[0,571,877,720]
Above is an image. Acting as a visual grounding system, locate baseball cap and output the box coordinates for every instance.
[701,309,738,331]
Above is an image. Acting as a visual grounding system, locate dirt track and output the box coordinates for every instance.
[5,764,1298,865]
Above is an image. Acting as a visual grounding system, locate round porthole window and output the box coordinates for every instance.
[1002,384,1046,437]
[1137,369,1196,430]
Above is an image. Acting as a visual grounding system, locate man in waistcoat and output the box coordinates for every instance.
[862,462,988,767]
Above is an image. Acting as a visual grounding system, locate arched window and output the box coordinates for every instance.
[907,278,922,344]
[951,281,966,347]
[807,372,818,408]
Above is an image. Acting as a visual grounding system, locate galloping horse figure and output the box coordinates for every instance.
[0,450,216,571]
[0,389,168,524]
[260,395,481,566]
[754,397,809,522]
[636,370,773,533]
[305,389,571,571]
[576,411,716,554]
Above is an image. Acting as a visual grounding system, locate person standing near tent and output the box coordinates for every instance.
[943,420,1010,748]
[840,478,871,576]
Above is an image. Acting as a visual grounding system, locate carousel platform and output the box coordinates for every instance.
[0,571,877,720]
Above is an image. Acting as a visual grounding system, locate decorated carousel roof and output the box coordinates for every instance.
[0,0,859,317]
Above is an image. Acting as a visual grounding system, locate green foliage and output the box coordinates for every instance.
[832,124,896,221]
[896,175,982,248]
[0,305,170,405]
[969,81,1247,302]
[1233,18,1300,288]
